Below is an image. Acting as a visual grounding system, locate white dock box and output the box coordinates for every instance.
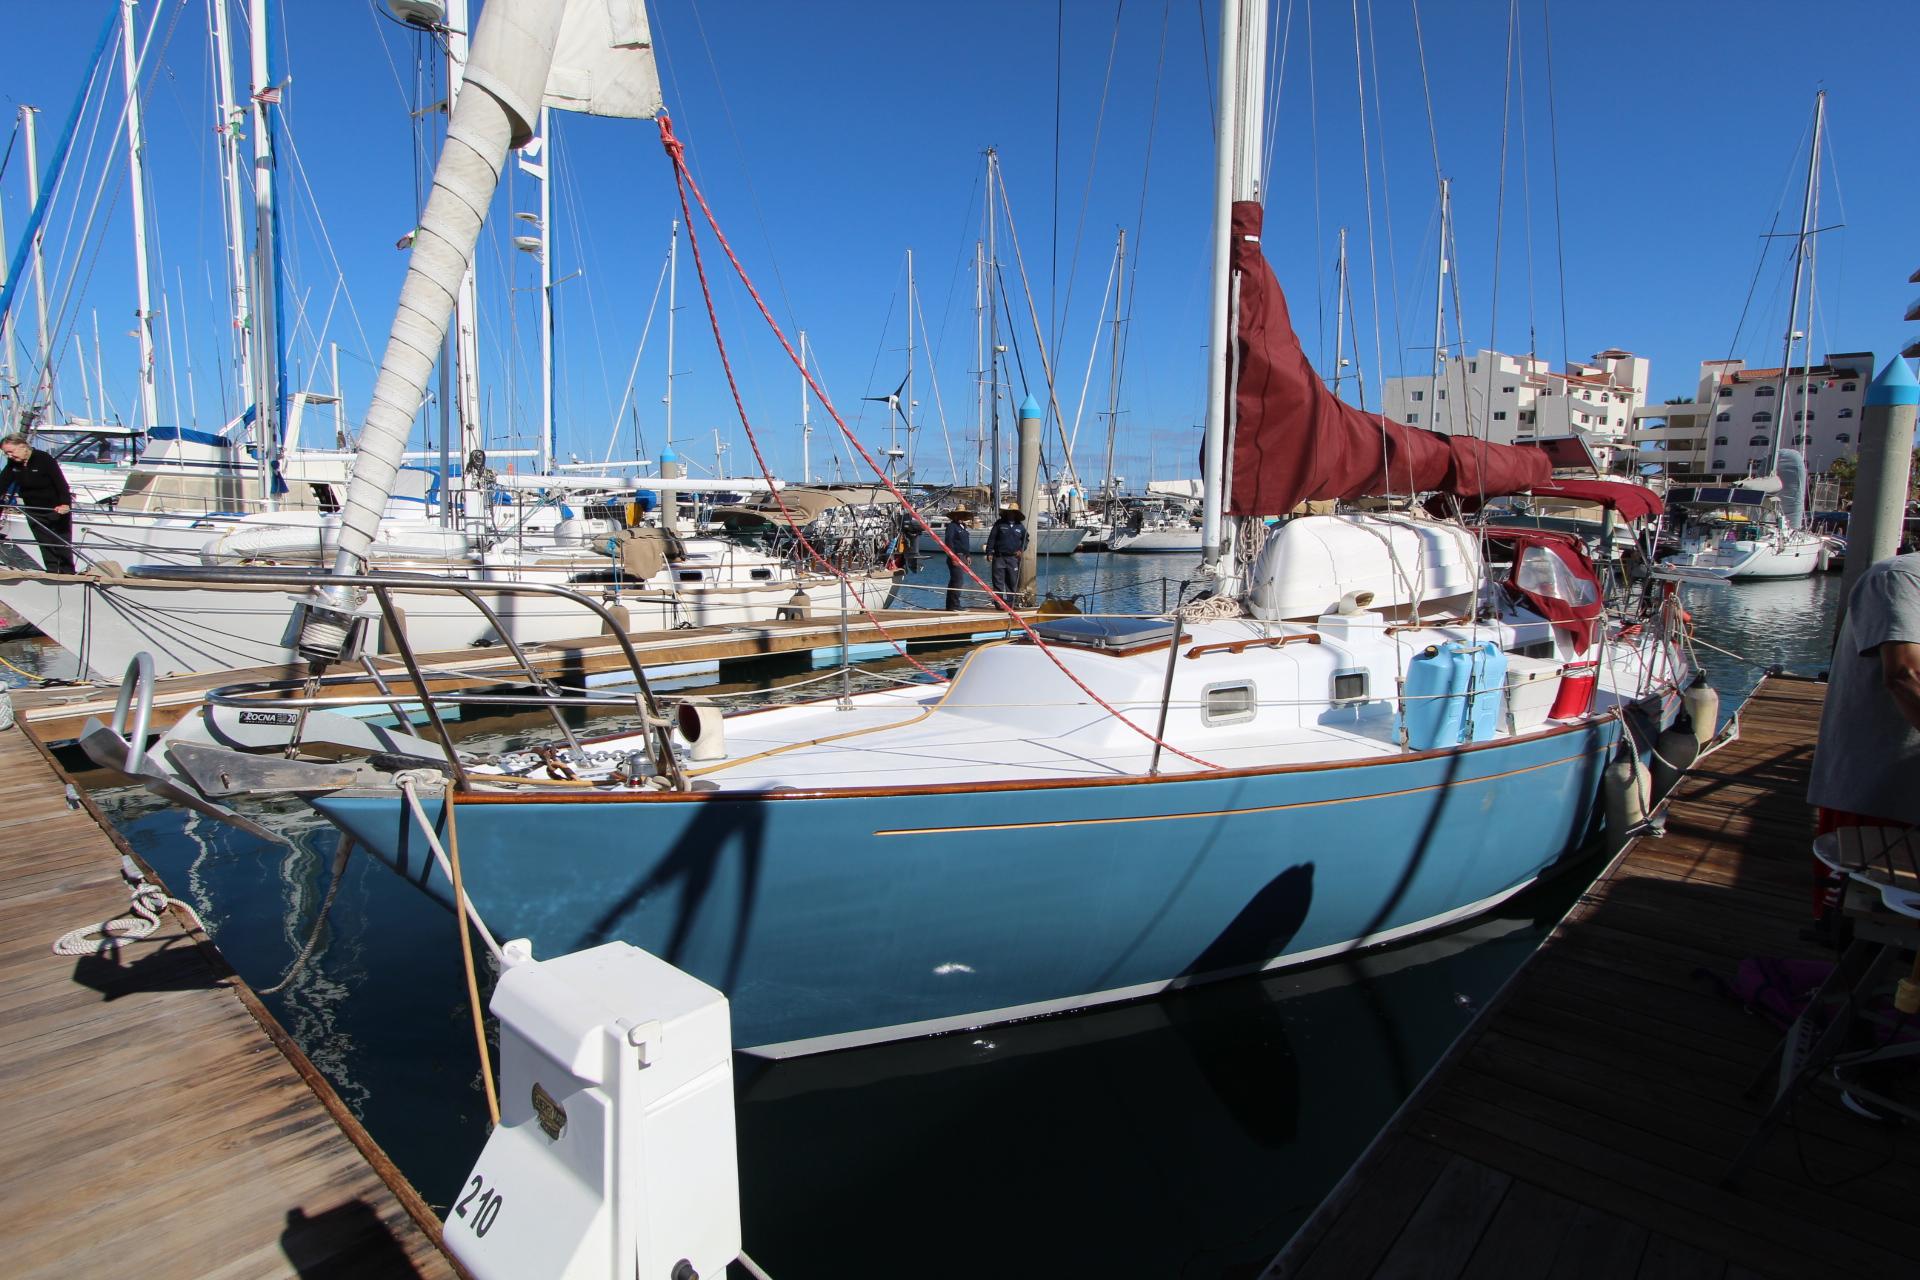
[444,942,740,1280]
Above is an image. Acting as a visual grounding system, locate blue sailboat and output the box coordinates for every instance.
[118,0,1697,1057]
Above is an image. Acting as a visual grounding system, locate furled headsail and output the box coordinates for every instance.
[1225,201,1550,517]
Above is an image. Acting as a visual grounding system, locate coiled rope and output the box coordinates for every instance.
[53,859,205,956]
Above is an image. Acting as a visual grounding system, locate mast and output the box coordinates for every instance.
[1331,228,1347,398]
[1427,179,1449,433]
[537,106,554,473]
[330,341,345,446]
[798,328,811,484]
[1100,228,1126,516]
[904,247,915,479]
[22,107,53,419]
[247,0,283,508]
[1768,89,1823,481]
[0,178,12,422]
[208,0,252,413]
[1199,0,1268,577]
[120,0,159,432]
[986,150,1002,504]
[973,237,984,487]
[663,216,677,448]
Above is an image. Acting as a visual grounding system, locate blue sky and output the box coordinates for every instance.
[2,0,1915,488]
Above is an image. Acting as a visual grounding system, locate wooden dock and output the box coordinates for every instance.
[1269,676,1919,1280]
[10,607,1019,743]
[0,722,459,1278]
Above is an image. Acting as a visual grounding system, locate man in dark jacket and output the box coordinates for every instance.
[985,504,1026,600]
[0,434,76,574]
[941,509,973,610]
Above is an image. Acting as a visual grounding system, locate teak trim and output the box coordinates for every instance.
[1184,633,1322,659]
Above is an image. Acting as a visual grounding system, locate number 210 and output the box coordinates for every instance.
[455,1174,504,1237]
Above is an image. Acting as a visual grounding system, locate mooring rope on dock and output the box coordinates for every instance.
[51,855,206,955]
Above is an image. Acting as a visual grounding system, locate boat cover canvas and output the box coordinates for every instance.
[1529,479,1666,521]
[1225,201,1550,517]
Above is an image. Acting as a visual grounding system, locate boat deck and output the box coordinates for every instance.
[1267,675,1920,1280]
[0,722,457,1278]
[8,605,1022,742]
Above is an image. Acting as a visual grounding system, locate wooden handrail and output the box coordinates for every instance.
[1184,633,1322,659]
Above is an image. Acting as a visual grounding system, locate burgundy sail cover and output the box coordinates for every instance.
[1226,201,1550,516]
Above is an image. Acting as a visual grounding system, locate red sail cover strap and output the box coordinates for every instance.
[1226,201,1550,516]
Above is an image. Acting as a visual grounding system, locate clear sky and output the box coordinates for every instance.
[2,0,1915,490]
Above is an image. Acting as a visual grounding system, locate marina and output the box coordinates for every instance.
[0,0,1915,1275]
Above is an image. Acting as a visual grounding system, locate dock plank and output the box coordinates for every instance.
[0,723,458,1279]
[1268,677,1920,1280]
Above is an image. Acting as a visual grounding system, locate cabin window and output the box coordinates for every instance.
[1755,385,1775,397]
[1332,670,1370,705]
[677,570,705,583]
[1838,408,1854,418]
[1201,681,1258,727]
[750,567,773,580]
[1516,641,1555,660]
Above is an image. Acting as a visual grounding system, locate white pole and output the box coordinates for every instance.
[207,0,252,412]
[21,107,53,417]
[664,216,677,447]
[973,237,984,487]
[799,327,810,484]
[73,334,96,420]
[176,265,198,426]
[1769,89,1823,481]
[1427,179,1449,433]
[0,176,13,420]
[1199,0,1265,577]
[905,247,915,478]
[92,312,110,422]
[330,340,345,447]
[248,0,281,507]
[537,105,554,474]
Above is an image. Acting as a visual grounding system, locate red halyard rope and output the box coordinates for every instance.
[657,116,1219,771]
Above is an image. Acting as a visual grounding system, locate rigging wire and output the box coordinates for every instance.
[657,117,1220,770]
[1348,0,1389,415]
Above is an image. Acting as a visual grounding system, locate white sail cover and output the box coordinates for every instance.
[547,0,661,119]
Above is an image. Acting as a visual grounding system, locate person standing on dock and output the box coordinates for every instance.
[986,504,1027,602]
[941,508,974,610]
[1807,551,1920,915]
[0,434,76,575]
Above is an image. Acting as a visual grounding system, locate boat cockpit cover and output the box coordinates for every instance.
[1528,479,1666,521]
[1486,528,1602,651]
[1225,201,1550,517]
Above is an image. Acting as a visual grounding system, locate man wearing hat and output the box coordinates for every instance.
[940,508,974,610]
[985,503,1027,600]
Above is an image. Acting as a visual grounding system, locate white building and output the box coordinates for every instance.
[1629,353,1875,479]
[1381,347,1649,469]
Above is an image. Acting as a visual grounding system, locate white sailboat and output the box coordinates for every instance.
[1661,91,1831,584]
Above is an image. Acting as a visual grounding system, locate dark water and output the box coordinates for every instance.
[1,558,1844,1278]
